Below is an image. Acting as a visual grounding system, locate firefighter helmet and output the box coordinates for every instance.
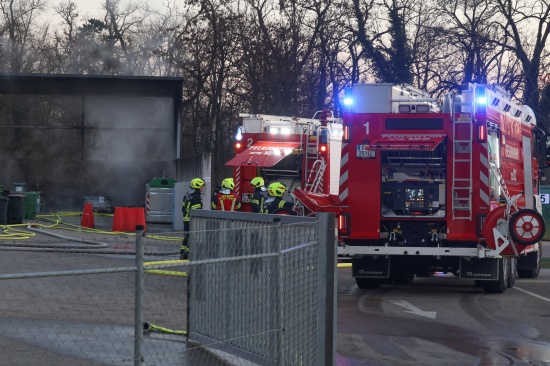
[221,178,235,190]
[250,177,265,188]
[190,178,205,189]
[267,182,286,197]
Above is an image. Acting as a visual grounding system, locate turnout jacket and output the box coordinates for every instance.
[251,187,269,213]
[211,189,241,211]
[182,189,203,222]
[262,196,294,214]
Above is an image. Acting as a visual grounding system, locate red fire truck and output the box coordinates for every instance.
[337,83,546,293]
[226,112,343,214]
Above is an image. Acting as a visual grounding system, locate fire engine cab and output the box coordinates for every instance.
[226,112,343,214]
[338,83,546,293]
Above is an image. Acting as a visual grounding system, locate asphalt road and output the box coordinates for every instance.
[336,242,550,366]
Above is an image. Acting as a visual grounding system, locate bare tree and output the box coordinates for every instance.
[350,0,416,84]
[102,0,146,74]
[53,0,79,72]
[433,0,501,88]
[0,0,47,71]
[233,0,330,115]
[490,0,550,129]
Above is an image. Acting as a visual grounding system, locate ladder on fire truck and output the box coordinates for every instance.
[303,125,327,193]
[451,102,474,220]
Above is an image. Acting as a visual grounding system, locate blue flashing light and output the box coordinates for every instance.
[477,97,487,105]
[475,86,487,112]
[343,87,353,106]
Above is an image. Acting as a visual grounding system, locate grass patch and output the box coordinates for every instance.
[542,258,550,269]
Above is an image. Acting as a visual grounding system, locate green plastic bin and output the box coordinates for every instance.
[7,194,25,224]
[148,177,176,188]
[0,196,8,224]
[24,192,40,219]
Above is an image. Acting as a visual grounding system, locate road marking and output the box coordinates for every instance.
[387,300,437,319]
[513,286,550,303]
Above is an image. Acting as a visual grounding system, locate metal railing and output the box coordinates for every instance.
[0,211,336,366]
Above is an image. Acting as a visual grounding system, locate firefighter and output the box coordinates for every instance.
[250,176,268,213]
[262,182,295,214]
[211,178,241,211]
[181,178,205,260]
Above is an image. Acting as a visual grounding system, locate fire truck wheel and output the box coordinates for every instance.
[517,242,542,278]
[508,209,545,246]
[483,257,509,294]
[507,257,517,288]
[272,207,298,216]
[355,278,382,289]
[391,271,414,285]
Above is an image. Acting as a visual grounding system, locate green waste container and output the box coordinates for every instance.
[24,192,40,219]
[0,196,8,225]
[7,194,25,224]
[148,177,176,188]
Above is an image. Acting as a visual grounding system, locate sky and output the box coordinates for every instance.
[47,1,165,23]
[56,0,104,17]
[43,0,105,25]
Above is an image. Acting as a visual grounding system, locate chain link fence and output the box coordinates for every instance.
[0,211,336,365]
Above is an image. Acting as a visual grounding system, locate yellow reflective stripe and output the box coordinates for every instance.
[219,198,238,211]
[211,202,217,209]
[278,200,286,208]
[191,204,201,209]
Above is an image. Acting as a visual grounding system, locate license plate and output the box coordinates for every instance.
[356,145,375,158]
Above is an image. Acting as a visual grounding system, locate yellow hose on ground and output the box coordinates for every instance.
[143,322,187,336]
[144,260,188,276]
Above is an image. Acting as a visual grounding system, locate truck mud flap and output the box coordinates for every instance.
[352,256,390,278]
[459,257,499,281]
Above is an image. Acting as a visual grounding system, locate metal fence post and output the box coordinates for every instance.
[274,217,284,366]
[317,213,336,366]
[135,225,145,366]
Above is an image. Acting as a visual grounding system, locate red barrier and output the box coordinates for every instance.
[112,207,147,232]
[112,207,129,232]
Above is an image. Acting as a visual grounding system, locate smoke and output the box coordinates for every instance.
[0,93,177,212]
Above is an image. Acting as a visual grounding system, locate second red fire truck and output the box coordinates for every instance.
[226,111,343,214]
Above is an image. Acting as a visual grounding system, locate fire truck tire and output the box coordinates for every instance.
[355,278,382,289]
[391,272,414,285]
[272,208,298,216]
[507,257,517,288]
[482,257,509,294]
[517,242,542,278]
[508,209,545,246]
